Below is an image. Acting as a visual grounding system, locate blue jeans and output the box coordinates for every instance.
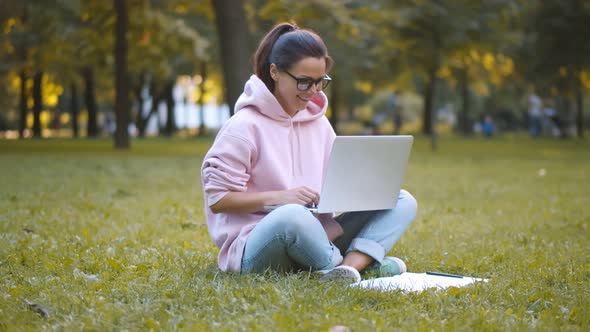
[241,190,417,273]
[530,115,542,137]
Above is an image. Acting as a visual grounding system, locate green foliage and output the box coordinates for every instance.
[3,0,588,137]
[248,0,380,112]
[129,2,210,78]
[1,137,589,330]
[524,0,590,94]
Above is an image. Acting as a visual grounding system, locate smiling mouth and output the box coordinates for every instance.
[297,96,310,102]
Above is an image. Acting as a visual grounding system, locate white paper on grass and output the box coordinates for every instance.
[351,272,488,292]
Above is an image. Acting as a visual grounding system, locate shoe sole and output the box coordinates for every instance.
[320,266,361,283]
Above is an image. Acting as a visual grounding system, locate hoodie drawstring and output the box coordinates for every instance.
[288,119,304,177]
[296,122,303,176]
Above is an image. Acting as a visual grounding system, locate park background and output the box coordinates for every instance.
[1,0,589,331]
[1,0,589,142]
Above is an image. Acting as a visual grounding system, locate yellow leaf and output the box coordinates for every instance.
[470,49,480,62]
[146,318,160,330]
[501,58,514,76]
[9,287,21,296]
[354,81,373,94]
[4,18,16,33]
[482,53,495,71]
[438,66,452,79]
[581,71,590,89]
[60,113,71,125]
[559,67,568,77]
[447,286,461,296]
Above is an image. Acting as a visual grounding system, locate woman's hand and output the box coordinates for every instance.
[209,186,320,214]
[275,186,320,207]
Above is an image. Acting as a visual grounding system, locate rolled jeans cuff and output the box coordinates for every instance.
[346,238,385,264]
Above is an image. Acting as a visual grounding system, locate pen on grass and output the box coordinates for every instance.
[426,271,464,278]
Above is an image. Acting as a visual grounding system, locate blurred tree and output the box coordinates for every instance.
[439,1,517,135]
[1,1,60,138]
[0,19,16,131]
[2,0,586,141]
[526,0,590,137]
[187,2,218,137]
[69,81,80,137]
[53,0,108,138]
[381,0,513,136]
[211,0,252,115]
[1,2,30,138]
[248,0,366,132]
[31,70,43,137]
[384,1,446,136]
[128,0,210,137]
[197,61,209,136]
[83,66,99,137]
[1,0,102,138]
[114,0,130,149]
[72,1,111,138]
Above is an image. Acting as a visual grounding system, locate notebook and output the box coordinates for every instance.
[263,135,413,214]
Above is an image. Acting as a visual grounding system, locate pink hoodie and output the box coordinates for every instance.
[201,75,339,272]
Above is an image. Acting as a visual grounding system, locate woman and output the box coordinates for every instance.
[201,22,417,282]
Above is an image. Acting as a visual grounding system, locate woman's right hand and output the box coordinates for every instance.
[209,186,320,214]
[275,186,320,207]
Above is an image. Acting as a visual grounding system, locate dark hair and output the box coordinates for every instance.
[254,22,333,92]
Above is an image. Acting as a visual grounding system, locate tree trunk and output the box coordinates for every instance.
[198,61,207,136]
[138,101,159,138]
[575,70,584,138]
[329,78,340,135]
[458,67,471,135]
[18,70,28,139]
[17,7,29,139]
[32,71,43,138]
[134,72,146,138]
[70,82,80,138]
[138,78,162,138]
[211,0,251,115]
[422,65,438,136]
[83,67,98,138]
[163,79,176,137]
[114,0,130,149]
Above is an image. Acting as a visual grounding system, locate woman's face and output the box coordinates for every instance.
[270,57,327,117]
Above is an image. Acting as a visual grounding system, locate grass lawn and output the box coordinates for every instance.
[1,135,589,331]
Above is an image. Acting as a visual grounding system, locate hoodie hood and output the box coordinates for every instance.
[234,75,328,123]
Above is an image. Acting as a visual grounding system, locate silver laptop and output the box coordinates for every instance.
[264,135,413,214]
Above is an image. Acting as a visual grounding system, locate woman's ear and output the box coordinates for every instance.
[270,63,279,82]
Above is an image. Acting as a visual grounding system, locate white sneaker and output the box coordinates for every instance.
[318,265,361,283]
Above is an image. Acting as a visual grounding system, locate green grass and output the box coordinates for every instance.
[1,136,589,331]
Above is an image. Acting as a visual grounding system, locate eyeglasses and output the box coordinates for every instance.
[284,71,332,92]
